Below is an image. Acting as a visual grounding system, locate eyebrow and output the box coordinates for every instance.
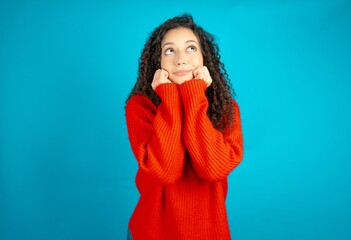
[161,40,199,49]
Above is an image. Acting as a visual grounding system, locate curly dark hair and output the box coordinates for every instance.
[126,14,236,132]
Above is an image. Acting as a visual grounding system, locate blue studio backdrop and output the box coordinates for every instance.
[1,0,350,239]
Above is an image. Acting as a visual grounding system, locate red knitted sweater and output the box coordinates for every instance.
[125,79,243,240]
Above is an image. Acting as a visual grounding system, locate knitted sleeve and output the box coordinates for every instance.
[179,79,243,182]
[125,83,185,185]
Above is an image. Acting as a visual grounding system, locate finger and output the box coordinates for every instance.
[151,81,156,90]
[199,69,205,79]
[154,69,162,78]
[160,69,169,78]
[200,67,208,79]
[192,69,199,78]
[193,68,203,79]
[203,67,210,78]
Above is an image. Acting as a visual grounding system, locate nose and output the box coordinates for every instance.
[177,59,185,65]
[176,52,186,65]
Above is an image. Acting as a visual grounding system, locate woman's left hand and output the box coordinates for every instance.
[193,66,212,87]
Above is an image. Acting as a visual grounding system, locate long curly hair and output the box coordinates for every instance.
[126,14,236,132]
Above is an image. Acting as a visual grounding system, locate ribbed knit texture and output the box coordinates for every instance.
[125,80,243,240]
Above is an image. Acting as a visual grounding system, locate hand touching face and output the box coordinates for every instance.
[193,66,212,87]
[151,69,171,90]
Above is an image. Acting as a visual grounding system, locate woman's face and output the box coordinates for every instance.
[160,27,203,83]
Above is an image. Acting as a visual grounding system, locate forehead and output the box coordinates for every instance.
[161,27,199,44]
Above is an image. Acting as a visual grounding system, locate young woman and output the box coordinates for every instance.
[125,14,244,240]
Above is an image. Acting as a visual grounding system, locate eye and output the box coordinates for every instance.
[164,48,174,55]
[187,45,197,52]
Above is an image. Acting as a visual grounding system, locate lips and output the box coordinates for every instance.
[173,69,192,76]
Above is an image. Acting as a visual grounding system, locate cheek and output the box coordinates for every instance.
[160,57,170,70]
[190,55,204,67]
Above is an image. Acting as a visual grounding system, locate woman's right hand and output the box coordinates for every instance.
[151,69,172,90]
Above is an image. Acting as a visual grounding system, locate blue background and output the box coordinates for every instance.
[1,0,350,239]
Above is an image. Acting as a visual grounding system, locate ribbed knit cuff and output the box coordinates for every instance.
[155,83,182,110]
[155,83,179,100]
[179,79,207,105]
